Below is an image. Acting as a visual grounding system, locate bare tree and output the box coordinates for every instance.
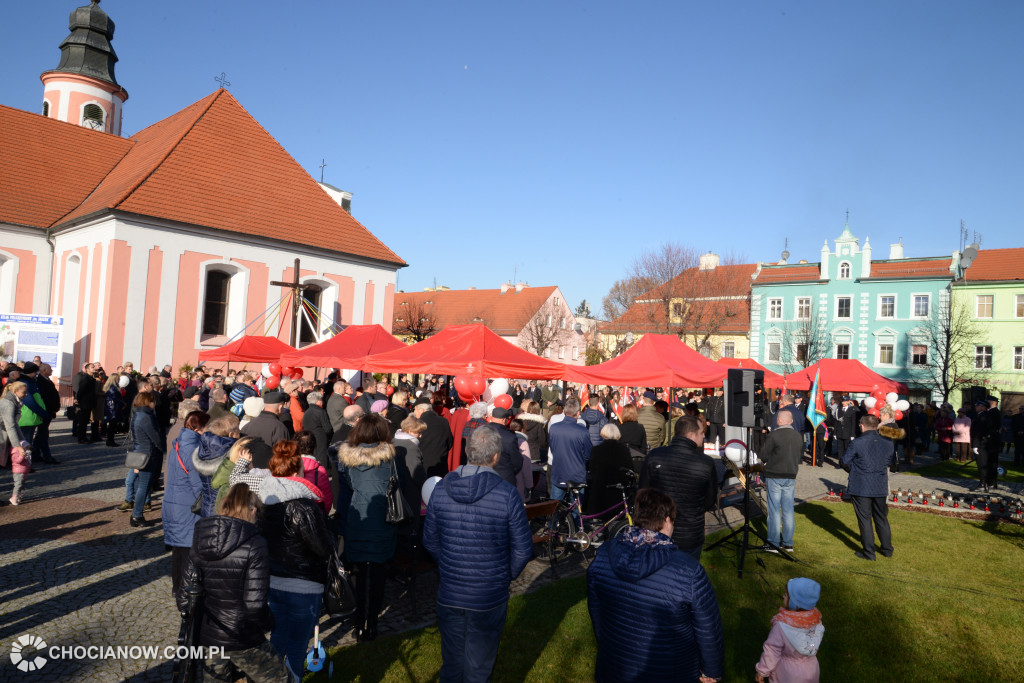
[923,299,980,403]
[776,310,830,375]
[393,299,438,342]
[520,299,572,359]
[602,276,650,321]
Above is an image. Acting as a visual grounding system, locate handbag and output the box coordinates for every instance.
[322,549,356,618]
[385,458,414,525]
[175,443,204,515]
[124,419,151,471]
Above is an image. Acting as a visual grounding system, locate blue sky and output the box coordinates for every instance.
[6,1,1022,315]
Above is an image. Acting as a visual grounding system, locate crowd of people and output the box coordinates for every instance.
[4,356,1024,681]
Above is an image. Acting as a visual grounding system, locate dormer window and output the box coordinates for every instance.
[838,262,851,279]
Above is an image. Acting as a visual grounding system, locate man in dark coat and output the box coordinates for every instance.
[207,386,231,421]
[414,395,453,479]
[423,427,532,683]
[548,398,592,502]
[973,396,1002,491]
[326,380,351,432]
[34,363,62,463]
[73,362,97,443]
[639,415,718,560]
[759,410,804,552]
[301,390,335,472]
[835,396,858,461]
[240,391,290,448]
[588,488,724,683]
[841,414,895,561]
[703,387,726,447]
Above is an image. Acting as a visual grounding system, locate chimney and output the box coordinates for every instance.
[515,282,528,293]
[889,238,904,260]
[500,282,512,294]
[698,253,720,271]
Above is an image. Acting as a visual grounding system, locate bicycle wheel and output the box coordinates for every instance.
[547,501,577,563]
[605,518,630,542]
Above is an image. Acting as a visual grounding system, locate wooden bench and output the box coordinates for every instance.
[525,500,559,545]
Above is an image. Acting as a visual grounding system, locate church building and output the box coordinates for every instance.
[0,1,405,381]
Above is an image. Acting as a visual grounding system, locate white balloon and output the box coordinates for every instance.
[421,476,443,506]
[895,399,910,411]
[489,378,510,397]
[724,443,747,464]
[118,375,130,388]
[863,396,877,409]
[482,387,494,403]
[261,364,272,378]
[885,392,898,405]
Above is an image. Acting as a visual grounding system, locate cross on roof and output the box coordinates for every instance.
[214,72,231,89]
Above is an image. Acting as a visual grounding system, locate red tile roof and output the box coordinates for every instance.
[866,259,952,279]
[640,262,758,300]
[961,248,1024,282]
[393,286,559,335]
[0,104,132,228]
[753,263,822,284]
[1,92,404,266]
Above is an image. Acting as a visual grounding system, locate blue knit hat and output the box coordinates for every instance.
[787,578,821,610]
[229,383,256,405]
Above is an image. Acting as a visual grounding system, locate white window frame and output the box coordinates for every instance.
[911,293,931,319]
[976,294,994,319]
[877,294,896,319]
[835,343,851,360]
[1016,294,1024,319]
[873,328,897,367]
[558,346,565,359]
[767,298,783,321]
[835,295,852,320]
[974,345,993,370]
[838,261,852,279]
[832,328,854,361]
[877,342,894,366]
[796,297,811,320]
[196,260,250,346]
[572,346,578,361]
[767,341,781,362]
[297,277,338,346]
[721,341,736,358]
[1014,346,1024,371]
[909,343,928,366]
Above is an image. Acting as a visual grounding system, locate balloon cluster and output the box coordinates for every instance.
[453,376,513,411]
[261,362,303,390]
[861,386,910,420]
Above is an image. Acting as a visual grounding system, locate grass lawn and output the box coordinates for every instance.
[309,501,1024,682]
[905,457,1024,484]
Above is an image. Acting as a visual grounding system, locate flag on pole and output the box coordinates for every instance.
[806,366,827,430]
[580,384,590,407]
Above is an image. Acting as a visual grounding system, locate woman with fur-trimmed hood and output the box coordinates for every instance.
[877,405,905,472]
[337,413,400,642]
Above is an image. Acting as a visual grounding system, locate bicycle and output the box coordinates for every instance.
[547,469,638,565]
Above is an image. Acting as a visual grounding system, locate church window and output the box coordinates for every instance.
[202,270,232,336]
[839,262,851,279]
[299,285,324,345]
[42,101,50,117]
[82,103,104,129]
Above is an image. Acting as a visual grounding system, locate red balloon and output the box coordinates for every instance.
[467,376,487,397]
[894,410,904,421]
[280,366,294,377]
[264,375,281,390]
[453,375,472,396]
[493,394,513,410]
[868,406,880,417]
[290,368,304,379]
[457,389,476,403]
[268,362,282,376]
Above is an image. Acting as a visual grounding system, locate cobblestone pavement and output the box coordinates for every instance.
[1,420,1019,680]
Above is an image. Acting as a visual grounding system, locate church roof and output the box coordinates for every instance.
[0,90,405,266]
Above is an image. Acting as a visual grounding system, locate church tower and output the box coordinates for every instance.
[40,0,128,135]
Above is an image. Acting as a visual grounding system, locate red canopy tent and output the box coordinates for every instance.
[360,324,566,379]
[783,359,908,394]
[196,335,294,363]
[564,334,728,388]
[717,357,787,389]
[278,324,406,368]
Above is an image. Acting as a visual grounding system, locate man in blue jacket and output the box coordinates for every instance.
[588,488,724,683]
[841,414,895,561]
[424,427,533,682]
[548,397,592,502]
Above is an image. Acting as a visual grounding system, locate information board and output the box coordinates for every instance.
[0,314,65,379]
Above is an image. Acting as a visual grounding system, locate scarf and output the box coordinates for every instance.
[619,526,675,547]
[772,607,822,630]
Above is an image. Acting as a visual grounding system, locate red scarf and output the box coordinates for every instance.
[772,607,822,629]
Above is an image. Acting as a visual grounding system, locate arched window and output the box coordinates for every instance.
[82,103,104,130]
[299,284,323,345]
[202,270,232,336]
[42,101,50,117]
[838,262,851,279]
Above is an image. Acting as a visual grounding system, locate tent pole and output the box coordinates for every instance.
[812,429,817,467]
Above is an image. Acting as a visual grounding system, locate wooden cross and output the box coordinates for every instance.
[270,258,313,347]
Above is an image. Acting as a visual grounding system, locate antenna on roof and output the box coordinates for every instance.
[319,159,327,183]
[214,72,231,90]
[845,208,849,224]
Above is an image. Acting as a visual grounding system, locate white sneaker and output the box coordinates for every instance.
[9,495,20,506]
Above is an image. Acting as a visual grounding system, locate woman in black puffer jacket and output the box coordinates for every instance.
[177,483,293,682]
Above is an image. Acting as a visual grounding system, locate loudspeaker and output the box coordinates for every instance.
[725,368,765,428]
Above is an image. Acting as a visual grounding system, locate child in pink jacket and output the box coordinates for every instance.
[10,442,32,505]
[755,577,824,683]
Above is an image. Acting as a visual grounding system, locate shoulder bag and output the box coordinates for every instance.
[323,549,356,618]
[124,420,151,471]
[176,442,204,515]
[385,458,414,525]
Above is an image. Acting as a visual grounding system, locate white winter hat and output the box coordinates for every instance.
[243,396,265,418]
